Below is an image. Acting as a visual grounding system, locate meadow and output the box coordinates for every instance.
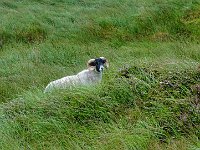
[0,0,200,149]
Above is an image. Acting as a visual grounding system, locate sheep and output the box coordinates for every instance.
[44,57,109,93]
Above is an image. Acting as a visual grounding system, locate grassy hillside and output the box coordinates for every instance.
[0,0,200,149]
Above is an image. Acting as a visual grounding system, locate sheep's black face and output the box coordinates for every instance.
[95,58,105,72]
[88,57,108,73]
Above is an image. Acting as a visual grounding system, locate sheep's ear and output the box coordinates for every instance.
[87,59,96,67]
[100,57,109,68]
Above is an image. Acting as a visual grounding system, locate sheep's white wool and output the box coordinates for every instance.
[44,69,101,93]
[44,57,108,93]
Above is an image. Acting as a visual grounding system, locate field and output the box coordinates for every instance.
[0,0,200,149]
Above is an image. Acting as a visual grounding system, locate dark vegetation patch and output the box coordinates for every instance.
[118,65,200,140]
[182,7,200,40]
[0,23,47,44]
[2,1,18,9]
[15,23,47,43]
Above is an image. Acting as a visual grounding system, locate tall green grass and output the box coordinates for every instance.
[1,0,200,149]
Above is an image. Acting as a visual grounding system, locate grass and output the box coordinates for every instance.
[0,0,200,149]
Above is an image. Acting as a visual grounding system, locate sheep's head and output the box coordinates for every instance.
[87,57,109,73]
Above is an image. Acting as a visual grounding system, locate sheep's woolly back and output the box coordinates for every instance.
[44,69,102,93]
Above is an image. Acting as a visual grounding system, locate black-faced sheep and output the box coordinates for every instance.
[44,57,109,93]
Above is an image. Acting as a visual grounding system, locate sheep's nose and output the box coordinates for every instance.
[98,65,104,72]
